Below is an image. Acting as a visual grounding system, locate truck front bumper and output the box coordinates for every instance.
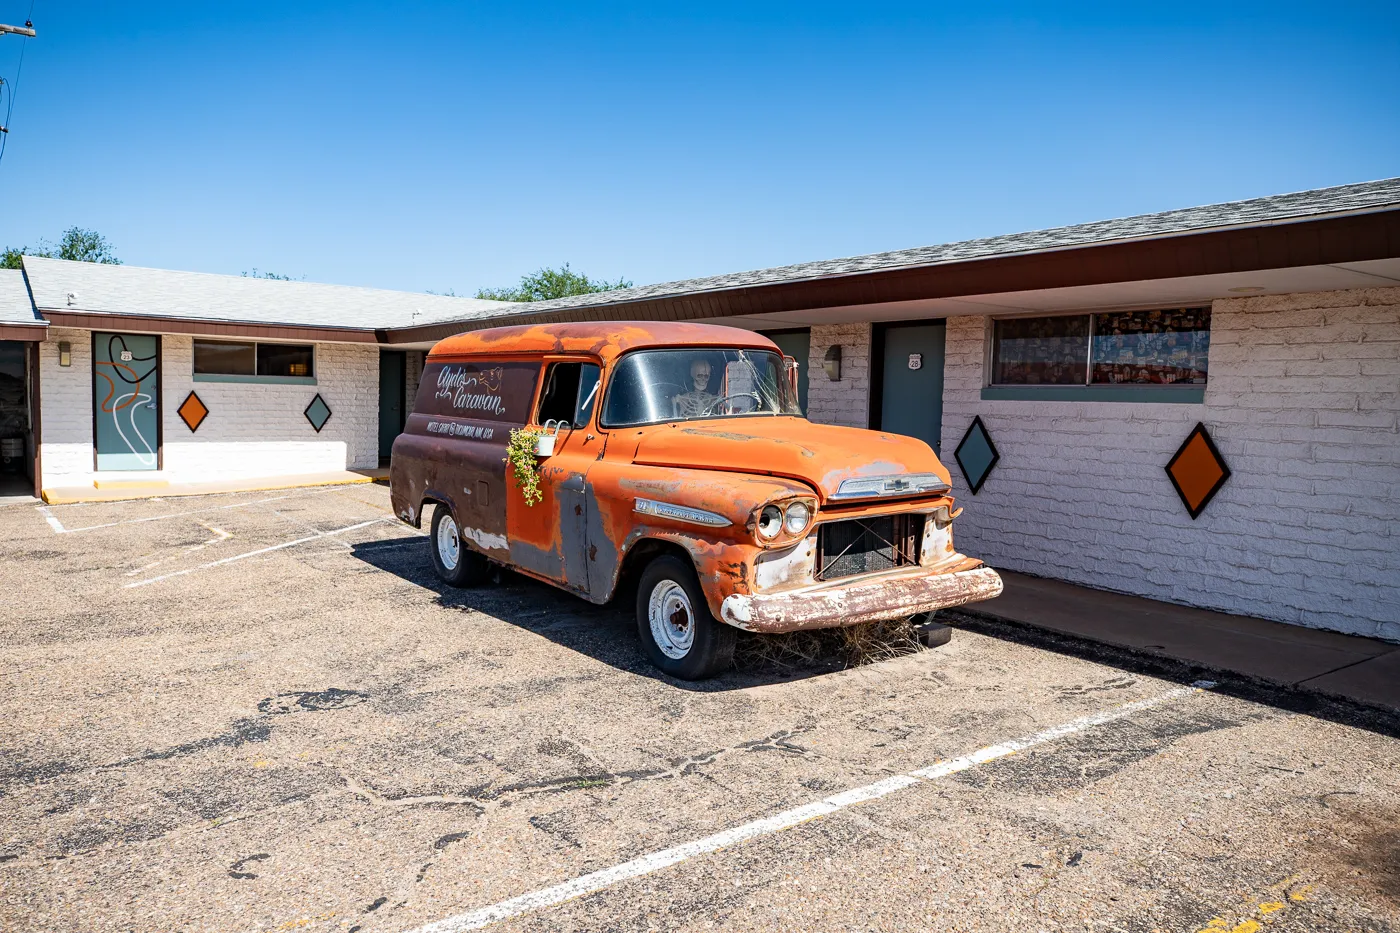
[718,563,1003,633]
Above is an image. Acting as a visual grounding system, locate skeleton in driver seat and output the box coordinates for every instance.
[671,357,719,418]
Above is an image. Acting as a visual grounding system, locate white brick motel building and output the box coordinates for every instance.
[1,179,1396,641]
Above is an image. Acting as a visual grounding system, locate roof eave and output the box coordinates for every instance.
[385,206,1400,343]
[39,309,381,343]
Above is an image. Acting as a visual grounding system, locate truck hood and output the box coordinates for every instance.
[629,417,951,502]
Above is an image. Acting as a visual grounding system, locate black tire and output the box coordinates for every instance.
[429,503,489,587]
[635,555,736,680]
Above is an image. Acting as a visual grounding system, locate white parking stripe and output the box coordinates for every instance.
[123,519,386,588]
[35,487,342,534]
[406,680,1217,933]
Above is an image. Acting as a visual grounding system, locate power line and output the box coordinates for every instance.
[0,4,37,169]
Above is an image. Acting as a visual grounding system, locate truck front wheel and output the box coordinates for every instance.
[635,555,735,680]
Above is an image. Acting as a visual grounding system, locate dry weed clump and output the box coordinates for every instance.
[735,616,925,671]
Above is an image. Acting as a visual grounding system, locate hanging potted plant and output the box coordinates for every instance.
[504,426,553,506]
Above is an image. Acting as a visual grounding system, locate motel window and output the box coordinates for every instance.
[194,340,315,381]
[991,308,1210,387]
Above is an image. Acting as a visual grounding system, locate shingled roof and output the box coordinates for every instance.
[402,176,1400,330]
[22,256,510,332]
[0,269,43,327]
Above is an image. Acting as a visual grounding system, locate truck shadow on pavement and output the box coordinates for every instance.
[351,538,844,692]
[945,609,1400,741]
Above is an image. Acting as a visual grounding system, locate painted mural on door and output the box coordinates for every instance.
[93,332,160,471]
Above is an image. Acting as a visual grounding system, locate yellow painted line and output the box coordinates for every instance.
[1193,876,1314,933]
[93,478,171,490]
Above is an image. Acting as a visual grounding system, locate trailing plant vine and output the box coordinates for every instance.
[504,427,546,506]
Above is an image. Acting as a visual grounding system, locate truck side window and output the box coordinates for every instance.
[575,364,601,425]
[537,362,602,427]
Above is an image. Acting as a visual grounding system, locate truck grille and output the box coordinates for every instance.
[815,514,924,581]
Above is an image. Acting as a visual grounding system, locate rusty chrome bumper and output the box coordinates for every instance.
[719,564,1004,633]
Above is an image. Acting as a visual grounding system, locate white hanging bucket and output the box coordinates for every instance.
[535,420,566,457]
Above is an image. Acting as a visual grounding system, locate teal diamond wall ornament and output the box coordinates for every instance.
[304,394,332,432]
[954,416,999,494]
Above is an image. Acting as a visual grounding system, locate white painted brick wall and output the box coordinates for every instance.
[938,287,1400,641]
[806,323,872,428]
[39,328,379,487]
[162,336,379,479]
[36,327,94,485]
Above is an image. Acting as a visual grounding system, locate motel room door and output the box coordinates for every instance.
[876,322,946,453]
[379,350,406,463]
[92,332,161,471]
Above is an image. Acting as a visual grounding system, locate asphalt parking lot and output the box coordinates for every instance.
[1,483,1397,933]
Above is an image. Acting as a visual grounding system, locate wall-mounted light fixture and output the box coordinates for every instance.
[58,341,71,367]
[823,345,842,381]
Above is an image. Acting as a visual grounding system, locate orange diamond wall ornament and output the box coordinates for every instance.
[1165,422,1230,519]
[178,391,209,432]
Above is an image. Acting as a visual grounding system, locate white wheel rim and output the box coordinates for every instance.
[437,514,461,571]
[648,580,695,660]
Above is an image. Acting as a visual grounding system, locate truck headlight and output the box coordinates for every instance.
[784,501,812,535]
[757,504,784,539]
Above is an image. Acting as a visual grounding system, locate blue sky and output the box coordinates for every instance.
[0,2,1396,295]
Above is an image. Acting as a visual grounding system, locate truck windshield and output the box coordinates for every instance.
[601,348,803,427]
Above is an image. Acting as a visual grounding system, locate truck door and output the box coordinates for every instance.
[506,358,604,595]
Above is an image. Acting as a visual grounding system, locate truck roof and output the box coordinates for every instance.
[427,321,780,362]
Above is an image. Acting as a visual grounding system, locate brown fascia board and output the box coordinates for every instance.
[0,323,47,341]
[382,207,1400,344]
[40,311,380,344]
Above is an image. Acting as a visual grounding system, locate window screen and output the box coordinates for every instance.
[991,309,1209,387]
[991,316,1089,386]
[193,341,255,375]
[257,344,314,378]
[194,340,313,378]
[1091,308,1210,385]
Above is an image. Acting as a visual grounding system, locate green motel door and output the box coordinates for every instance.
[878,322,945,453]
[93,333,160,471]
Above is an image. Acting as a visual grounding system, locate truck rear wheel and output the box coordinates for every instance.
[635,555,735,680]
[430,504,489,587]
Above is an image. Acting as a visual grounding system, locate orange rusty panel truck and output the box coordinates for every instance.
[390,322,1002,679]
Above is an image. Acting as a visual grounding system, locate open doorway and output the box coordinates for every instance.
[379,350,407,465]
[0,340,33,499]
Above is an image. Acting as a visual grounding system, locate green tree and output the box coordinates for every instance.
[1,227,121,268]
[476,263,632,302]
